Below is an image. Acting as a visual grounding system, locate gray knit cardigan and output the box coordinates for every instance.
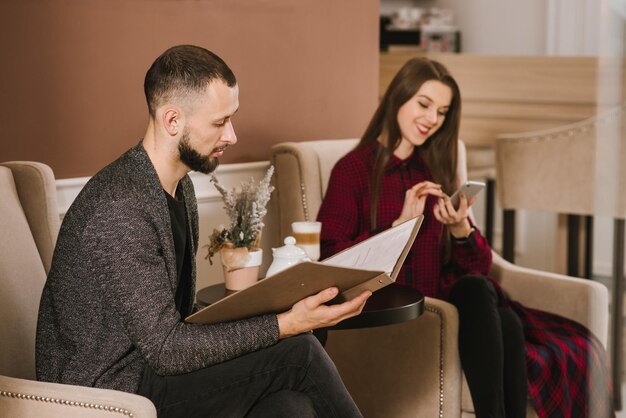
[36,144,279,393]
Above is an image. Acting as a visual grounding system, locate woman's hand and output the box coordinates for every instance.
[277,287,371,338]
[392,181,445,227]
[433,192,477,238]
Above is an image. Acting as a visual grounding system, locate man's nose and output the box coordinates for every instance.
[222,120,237,144]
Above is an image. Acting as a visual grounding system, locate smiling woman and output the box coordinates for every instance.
[359,57,462,225]
[317,56,614,418]
[395,79,453,159]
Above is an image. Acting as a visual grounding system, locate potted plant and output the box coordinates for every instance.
[206,166,274,290]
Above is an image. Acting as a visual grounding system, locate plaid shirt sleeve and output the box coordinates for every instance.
[317,151,382,260]
[450,224,492,277]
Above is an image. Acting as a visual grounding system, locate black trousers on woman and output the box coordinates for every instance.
[449,275,528,418]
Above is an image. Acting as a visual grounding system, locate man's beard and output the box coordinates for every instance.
[178,131,220,174]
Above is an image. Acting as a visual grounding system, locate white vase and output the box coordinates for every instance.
[220,248,263,291]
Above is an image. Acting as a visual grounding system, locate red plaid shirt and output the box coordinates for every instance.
[317,140,492,298]
[318,141,614,418]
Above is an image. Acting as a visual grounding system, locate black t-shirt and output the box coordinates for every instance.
[164,190,192,317]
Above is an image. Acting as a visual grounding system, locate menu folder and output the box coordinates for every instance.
[185,215,423,325]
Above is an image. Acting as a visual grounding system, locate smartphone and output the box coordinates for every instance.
[450,180,486,209]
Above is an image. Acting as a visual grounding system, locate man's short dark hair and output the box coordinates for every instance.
[144,45,237,117]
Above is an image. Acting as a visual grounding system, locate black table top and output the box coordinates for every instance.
[329,284,424,330]
[196,283,424,330]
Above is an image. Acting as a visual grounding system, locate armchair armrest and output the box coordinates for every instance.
[325,296,462,418]
[0,375,156,418]
[490,252,609,347]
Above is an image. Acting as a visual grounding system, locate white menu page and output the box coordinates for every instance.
[321,216,420,277]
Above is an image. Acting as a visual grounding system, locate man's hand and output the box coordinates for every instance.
[276,287,372,339]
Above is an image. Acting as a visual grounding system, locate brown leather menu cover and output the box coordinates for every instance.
[185,215,423,325]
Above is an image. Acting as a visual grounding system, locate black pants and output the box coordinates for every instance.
[449,275,527,418]
[137,334,362,418]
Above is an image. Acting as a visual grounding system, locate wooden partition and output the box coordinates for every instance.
[380,52,625,148]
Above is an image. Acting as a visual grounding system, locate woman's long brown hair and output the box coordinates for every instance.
[357,57,462,229]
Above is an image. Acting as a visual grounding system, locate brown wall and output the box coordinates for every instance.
[0,0,379,179]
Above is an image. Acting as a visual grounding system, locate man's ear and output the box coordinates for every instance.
[162,107,181,136]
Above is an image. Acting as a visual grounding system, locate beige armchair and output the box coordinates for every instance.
[270,139,609,418]
[0,161,156,417]
[496,106,625,408]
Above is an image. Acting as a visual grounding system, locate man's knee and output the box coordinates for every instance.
[278,333,327,364]
[275,334,341,386]
[247,390,316,418]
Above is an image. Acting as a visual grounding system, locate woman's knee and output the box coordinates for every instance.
[449,275,496,307]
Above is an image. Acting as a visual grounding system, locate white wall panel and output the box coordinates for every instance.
[57,162,279,292]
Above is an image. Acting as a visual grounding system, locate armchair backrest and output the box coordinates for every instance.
[0,162,59,380]
[1,162,60,272]
[495,105,626,217]
[270,139,469,244]
[270,139,359,242]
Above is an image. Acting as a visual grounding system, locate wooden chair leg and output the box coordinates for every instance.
[566,215,594,279]
[502,209,515,263]
[485,178,495,246]
[612,218,624,410]
[567,214,580,277]
[584,216,593,280]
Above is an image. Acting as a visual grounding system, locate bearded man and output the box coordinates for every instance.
[36,44,370,418]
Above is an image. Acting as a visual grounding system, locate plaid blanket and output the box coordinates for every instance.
[510,301,615,418]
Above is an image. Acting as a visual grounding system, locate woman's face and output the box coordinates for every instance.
[395,80,452,158]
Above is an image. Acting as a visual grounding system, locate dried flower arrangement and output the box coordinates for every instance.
[206,165,274,269]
